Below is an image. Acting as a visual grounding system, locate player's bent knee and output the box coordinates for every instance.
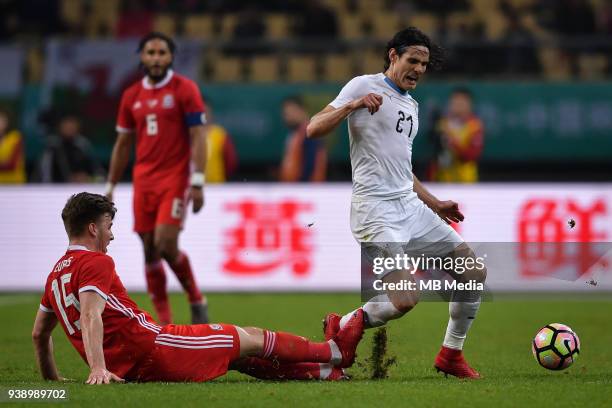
[389,292,419,314]
[451,244,487,284]
[475,264,487,283]
[460,264,487,284]
[155,238,179,261]
[393,298,418,314]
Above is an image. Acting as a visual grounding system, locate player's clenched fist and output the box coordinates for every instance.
[86,368,124,385]
[350,93,383,114]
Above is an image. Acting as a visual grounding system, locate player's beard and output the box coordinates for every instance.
[143,64,170,83]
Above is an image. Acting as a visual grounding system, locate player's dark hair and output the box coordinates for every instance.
[451,87,473,99]
[138,32,176,55]
[61,192,116,237]
[383,27,444,71]
[283,95,305,108]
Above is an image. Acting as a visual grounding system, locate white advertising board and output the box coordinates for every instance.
[1,184,611,292]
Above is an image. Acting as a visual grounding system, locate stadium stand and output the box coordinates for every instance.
[6,0,608,82]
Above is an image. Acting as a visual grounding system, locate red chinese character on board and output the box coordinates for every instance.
[517,198,608,279]
[223,199,313,276]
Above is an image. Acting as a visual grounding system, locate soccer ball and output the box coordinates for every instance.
[532,323,580,370]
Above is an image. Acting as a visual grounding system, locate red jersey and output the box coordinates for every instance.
[116,70,206,189]
[39,246,161,378]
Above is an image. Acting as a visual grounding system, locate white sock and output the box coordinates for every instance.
[339,309,360,330]
[327,340,342,365]
[442,300,481,350]
[319,364,333,379]
[339,294,402,329]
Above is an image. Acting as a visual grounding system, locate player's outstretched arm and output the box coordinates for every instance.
[32,309,60,381]
[189,125,207,213]
[80,292,124,385]
[413,173,464,224]
[105,132,135,201]
[306,93,383,138]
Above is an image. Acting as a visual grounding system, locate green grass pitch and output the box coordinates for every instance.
[1,292,611,407]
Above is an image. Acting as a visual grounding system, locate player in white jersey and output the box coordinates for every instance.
[307,28,486,379]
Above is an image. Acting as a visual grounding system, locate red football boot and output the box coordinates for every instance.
[434,346,481,379]
[327,367,350,381]
[323,313,341,341]
[331,309,364,368]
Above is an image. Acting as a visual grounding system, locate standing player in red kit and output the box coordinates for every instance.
[32,193,364,383]
[105,33,208,324]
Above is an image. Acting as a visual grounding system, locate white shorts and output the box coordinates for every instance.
[350,192,464,258]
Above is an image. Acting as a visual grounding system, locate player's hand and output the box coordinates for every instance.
[434,200,465,224]
[85,367,124,385]
[350,93,383,115]
[190,186,205,213]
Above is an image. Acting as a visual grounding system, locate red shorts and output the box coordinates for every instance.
[133,183,189,233]
[133,323,241,382]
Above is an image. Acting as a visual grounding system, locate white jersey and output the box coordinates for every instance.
[330,73,419,202]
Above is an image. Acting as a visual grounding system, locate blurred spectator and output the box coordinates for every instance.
[152,0,206,14]
[552,0,596,36]
[600,0,612,34]
[279,96,326,182]
[388,0,416,15]
[432,15,454,44]
[413,0,469,16]
[18,0,66,37]
[501,13,540,74]
[548,0,596,75]
[117,0,155,38]
[202,100,238,183]
[435,16,496,75]
[434,88,484,183]
[292,0,338,39]
[1,0,67,39]
[425,104,444,181]
[0,108,26,183]
[0,1,19,40]
[227,6,268,55]
[234,6,266,38]
[38,114,104,183]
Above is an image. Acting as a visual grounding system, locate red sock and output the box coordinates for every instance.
[169,252,202,304]
[232,357,324,380]
[261,331,331,363]
[145,261,171,324]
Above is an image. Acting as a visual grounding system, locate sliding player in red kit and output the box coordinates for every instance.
[106,33,208,324]
[32,193,364,383]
